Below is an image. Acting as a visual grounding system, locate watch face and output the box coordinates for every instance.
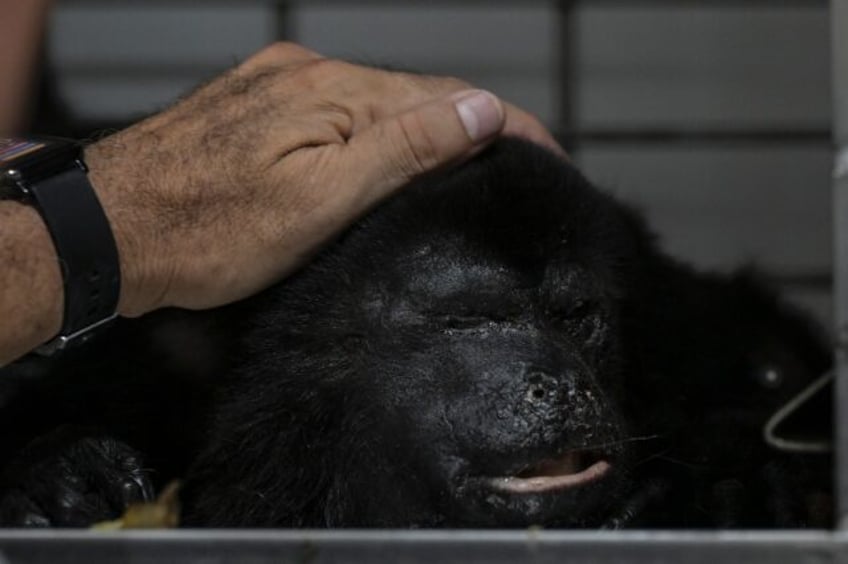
[0,137,78,187]
[0,138,48,165]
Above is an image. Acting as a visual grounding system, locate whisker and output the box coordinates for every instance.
[584,433,665,451]
[653,454,707,470]
[629,448,706,471]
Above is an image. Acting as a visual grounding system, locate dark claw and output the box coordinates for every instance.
[602,479,671,529]
[0,428,154,527]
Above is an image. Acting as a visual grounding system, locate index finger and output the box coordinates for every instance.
[398,74,567,158]
[501,101,568,159]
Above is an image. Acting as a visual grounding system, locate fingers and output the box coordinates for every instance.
[344,89,505,202]
[501,101,568,159]
[350,71,565,158]
[237,44,566,160]
[370,72,474,121]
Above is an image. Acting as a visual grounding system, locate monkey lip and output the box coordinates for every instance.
[487,452,611,494]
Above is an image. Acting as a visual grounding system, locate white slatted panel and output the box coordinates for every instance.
[575,4,830,130]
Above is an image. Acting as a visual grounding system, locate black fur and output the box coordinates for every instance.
[0,139,832,528]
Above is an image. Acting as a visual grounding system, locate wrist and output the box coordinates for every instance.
[1,137,123,353]
[84,139,166,317]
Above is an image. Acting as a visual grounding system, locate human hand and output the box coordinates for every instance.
[84,42,563,317]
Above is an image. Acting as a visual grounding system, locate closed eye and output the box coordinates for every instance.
[550,299,599,322]
[439,314,500,330]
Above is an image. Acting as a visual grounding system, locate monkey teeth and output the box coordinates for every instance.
[489,453,611,494]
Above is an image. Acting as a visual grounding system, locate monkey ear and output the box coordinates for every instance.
[763,369,833,454]
[725,266,833,454]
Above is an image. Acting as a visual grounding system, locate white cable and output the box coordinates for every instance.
[762,370,833,454]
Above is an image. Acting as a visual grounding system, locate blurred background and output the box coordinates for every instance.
[19,0,835,324]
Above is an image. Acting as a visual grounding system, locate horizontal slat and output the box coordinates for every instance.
[291,4,557,69]
[49,5,274,66]
[56,77,205,121]
[565,129,830,147]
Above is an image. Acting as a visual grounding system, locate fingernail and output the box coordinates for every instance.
[453,90,504,143]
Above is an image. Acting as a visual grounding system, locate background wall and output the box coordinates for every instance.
[47,0,833,323]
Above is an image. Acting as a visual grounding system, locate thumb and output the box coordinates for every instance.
[345,89,505,200]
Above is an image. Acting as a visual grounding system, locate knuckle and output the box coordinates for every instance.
[260,41,294,58]
[266,41,312,60]
[244,42,288,67]
[243,42,322,70]
[298,57,336,78]
[290,58,347,89]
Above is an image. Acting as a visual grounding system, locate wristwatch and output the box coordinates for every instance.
[0,137,121,355]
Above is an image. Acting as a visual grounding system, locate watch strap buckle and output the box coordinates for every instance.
[34,313,119,356]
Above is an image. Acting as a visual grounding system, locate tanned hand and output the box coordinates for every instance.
[1,42,562,364]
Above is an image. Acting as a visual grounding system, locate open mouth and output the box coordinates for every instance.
[487,451,611,494]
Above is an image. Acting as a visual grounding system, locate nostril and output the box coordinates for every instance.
[524,371,559,403]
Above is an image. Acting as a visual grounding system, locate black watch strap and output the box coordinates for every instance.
[28,163,121,354]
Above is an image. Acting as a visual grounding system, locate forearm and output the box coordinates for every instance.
[0,201,62,365]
